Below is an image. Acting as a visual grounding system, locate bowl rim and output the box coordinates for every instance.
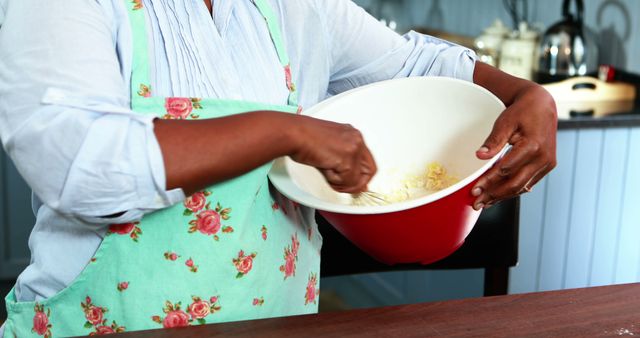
[268,77,508,215]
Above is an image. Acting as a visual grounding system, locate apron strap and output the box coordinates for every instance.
[251,0,299,107]
[251,0,289,68]
[125,1,153,107]
[124,0,299,108]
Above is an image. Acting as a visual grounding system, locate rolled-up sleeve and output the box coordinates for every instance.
[313,0,476,95]
[0,0,183,223]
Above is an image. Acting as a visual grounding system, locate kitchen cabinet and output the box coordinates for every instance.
[511,125,640,292]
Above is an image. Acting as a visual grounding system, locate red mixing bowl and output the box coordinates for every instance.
[269,77,507,265]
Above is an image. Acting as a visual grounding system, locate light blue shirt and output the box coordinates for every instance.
[0,0,475,328]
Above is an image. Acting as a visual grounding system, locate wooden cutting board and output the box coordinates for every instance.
[542,76,637,118]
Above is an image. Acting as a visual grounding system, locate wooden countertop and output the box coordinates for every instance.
[114,283,640,337]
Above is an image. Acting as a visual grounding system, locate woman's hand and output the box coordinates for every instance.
[472,63,558,210]
[289,115,377,194]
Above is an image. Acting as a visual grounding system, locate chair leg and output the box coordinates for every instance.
[483,267,509,296]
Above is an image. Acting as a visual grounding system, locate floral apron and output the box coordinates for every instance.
[3,0,321,336]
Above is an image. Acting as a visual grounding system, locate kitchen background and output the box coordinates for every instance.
[358,0,639,73]
[1,0,640,317]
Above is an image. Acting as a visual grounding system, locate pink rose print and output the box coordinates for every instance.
[163,97,203,120]
[117,282,129,292]
[108,223,134,234]
[137,84,151,97]
[185,258,198,273]
[282,255,296,278]
[194,210,220,235]
[284,64,296,92]
[90,325,115,335]
[296,105,303,115]
[82,296,125,334]
[188,300,210,320]
[85,306,104,326]
[252,297,265,306]
[89,321,125,335]
[164,251,180,261]
[279,233,300,279]
[233,250,257,278]
[163,310,190,328]
[305,273,319,305]
[32,303,52,338]
[186,296,221,325]
[261,225,268,241]
[183,191,210,215]
[153,297,221,327]
[132,0,143,10]
[164,97,192,119]
[188,202,233,241]
[108,222,142,242]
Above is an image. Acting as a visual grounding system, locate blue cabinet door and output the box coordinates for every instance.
[510,128,640,293]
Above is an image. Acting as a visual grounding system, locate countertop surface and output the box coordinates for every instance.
[112,283,640,337]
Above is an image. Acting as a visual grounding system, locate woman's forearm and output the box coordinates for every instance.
[155,111,378,196]
[155,111,300,196]
[472,61,538,106]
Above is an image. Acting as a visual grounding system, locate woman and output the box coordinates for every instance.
[0,0,556,336]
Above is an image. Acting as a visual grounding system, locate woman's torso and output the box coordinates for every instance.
[14,0,334,304]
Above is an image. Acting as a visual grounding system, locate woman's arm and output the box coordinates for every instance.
[471,62,557,209]
[0,0,165,222]
[156,112,376,196]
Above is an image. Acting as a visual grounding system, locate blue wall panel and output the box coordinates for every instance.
[537,131,578,291]
[614,129,640,283]
[589,129,630,286]
[563,130,604,289]
[509,175,546,294]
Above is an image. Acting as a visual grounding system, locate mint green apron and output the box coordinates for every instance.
[3,1,321,336]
